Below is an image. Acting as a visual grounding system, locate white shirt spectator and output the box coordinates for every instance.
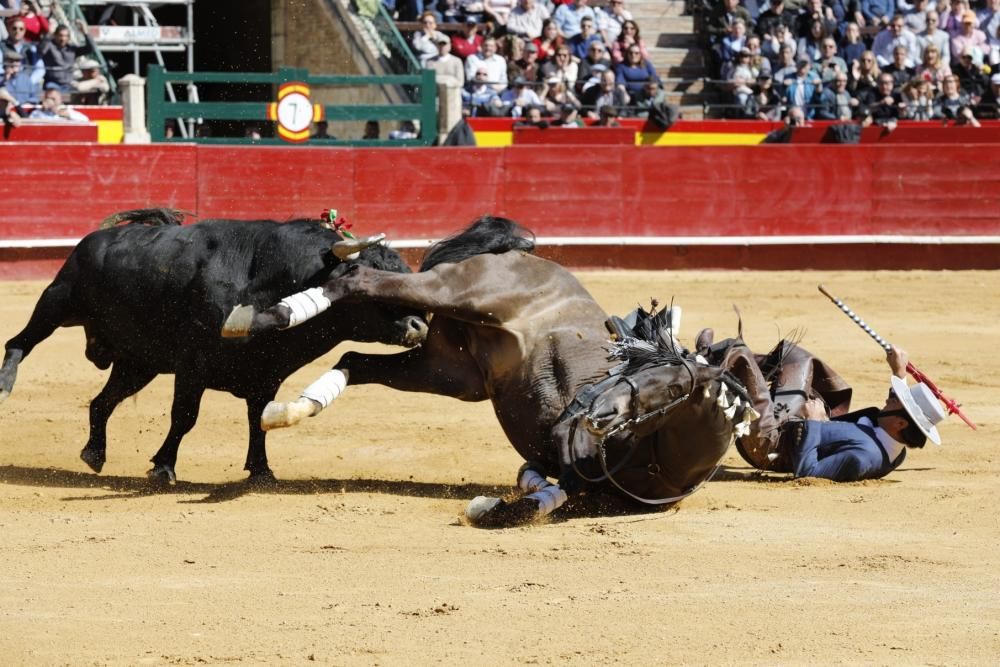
[466,41,509,91]
[872,21,921,67]
[507,0,551,39]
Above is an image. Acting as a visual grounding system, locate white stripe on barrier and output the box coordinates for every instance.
[4,235,1000,250]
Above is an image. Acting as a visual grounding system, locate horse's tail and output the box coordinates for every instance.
[99,208,187,230]
[420,216,535,272]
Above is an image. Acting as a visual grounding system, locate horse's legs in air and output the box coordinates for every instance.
[0,279,75,403]
[148,375,205,484]
[80,361,157,473]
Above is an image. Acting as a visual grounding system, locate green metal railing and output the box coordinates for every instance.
[146,65,438,146]
[365,2,421,76]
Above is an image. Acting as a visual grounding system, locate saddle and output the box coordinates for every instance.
[702,337,853,472]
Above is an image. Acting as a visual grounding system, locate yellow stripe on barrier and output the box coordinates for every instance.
[96,119,124,144]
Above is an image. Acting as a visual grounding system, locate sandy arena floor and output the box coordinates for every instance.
[0,270,998,665]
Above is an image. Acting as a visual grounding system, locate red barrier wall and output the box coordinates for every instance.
[1,143,998,274]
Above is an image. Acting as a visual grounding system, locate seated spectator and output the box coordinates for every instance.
[977,0,999,34]
[512,40,542,81]
[795,0,836,40]
[551,102,584,126]
[39,20,96,95]
[722,47,754,82]
[904,0,929,34]
[614,43,660,97]
[576,39,610,90]
[752,72,783,119]
[920,10,952,67]
[989,19,1000,68]
[484,0,514,28]
[462,66,505,114]
[413,12,447,68]
[816,35,848,82]
[861,0,895,30]
[782,56,821,117]
[762,24,796,69]
[952,47,988,99]
[756,0,797,40]
[539,45,578,88]
[597,0,632,45]
[935,73,973,119]
[594,103,620,126]
[451,18,484,60]
[3,16,44,86]
[362,120,380,139]
[631,79,665,116]
[950,10,988,64]
[899,77,936,119]
[499,33,526,71]
[581,68,628,117]
[0,49,39,104]
[429,35,465,84]
[745,35,772,78]
[720,18,748,63]
[796,18,828,63]
[706,0,752,48]
[311,120,335,139]
[872,15,920,68]
[532,18,564,62]
[577,61,607,94]
[388,120,419,139]
[859,72,903,124]
[465,36,508,91]
[552,0,596,40]
[815,71,857,119]
[839,22,865,68]
[501,75,543,115]
[916,43,950,91]
[26,86,87,121]
[513,104,548,127]
[14,0,49,43]
[849,49,881,95]
[883,44,915,88]
[976,72,1000,118]
[438,0,462,24]
[568,15,602,60]
[506,0,550,40]
[726,71,757,118]
[771,43,799,94]
[71,57,109,105]
[542,77,581,112]
[942,0,971,38]
[610,20,647,65]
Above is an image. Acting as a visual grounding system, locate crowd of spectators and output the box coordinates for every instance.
[704,0,1000,123]
[404,0,674,122]
[1,1,110,127]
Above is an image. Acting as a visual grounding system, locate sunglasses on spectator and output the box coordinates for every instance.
[11,25,25,31]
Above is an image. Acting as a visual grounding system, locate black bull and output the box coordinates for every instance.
[228,217,760,526]
[0,209,427,482]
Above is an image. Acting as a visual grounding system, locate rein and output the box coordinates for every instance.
[567,356,719,506]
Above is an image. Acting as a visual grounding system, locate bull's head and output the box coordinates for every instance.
[331,233,387,260]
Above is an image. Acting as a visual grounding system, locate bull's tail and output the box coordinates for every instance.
[420,216,535,271]
[99,208,188,229]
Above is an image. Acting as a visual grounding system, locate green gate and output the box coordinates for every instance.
[146,65,437,146]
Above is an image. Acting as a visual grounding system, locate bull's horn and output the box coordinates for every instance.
[221,304,256,338]
[331,233,387,260]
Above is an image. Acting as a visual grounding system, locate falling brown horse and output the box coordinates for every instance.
[222,217,759,526]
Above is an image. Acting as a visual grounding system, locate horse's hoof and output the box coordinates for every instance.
[146,464,177,486]
[466,496,541,528]
[80,447,106,473]
[221,304,256,338]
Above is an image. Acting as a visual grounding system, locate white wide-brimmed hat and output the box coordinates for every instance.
[890,375,947,446]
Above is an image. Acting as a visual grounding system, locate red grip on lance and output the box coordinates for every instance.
[817,285,976,430]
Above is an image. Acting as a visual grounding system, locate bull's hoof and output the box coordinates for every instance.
[80,447,106,473]
[221,304,256,338]
[246,468,277,488]
[0,388,9,405]
[261,398,317,431]
[146,464,177,486]
[465,496,542,529]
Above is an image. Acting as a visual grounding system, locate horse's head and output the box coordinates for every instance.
[556,361,759,504]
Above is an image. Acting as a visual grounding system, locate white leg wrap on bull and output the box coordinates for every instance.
[279,287,332,329]
[300,369,347,409]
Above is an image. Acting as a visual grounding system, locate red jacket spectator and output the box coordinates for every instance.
[16,1,50,42]
[451,20,484,60]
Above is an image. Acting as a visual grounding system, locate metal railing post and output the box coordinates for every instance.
[420,68,437,146]
[147,64,165,142]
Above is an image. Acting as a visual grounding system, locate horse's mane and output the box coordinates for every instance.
[606,305,686,376]
[420,216,536,271]
[99,208,187,229]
